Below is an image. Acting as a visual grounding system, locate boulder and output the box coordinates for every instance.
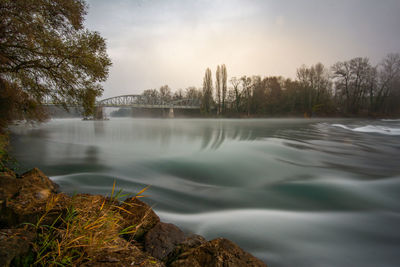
[0,227,35,267]
[0,173,19,200]
[19,168,59,193]
[170,237,267,267]
[144,222,186,260]
[119,197,160,240]
[0,168,69,228]
[165,234,207,265]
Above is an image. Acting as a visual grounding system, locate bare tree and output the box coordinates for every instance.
[173,88,184,100]
[185,86,202,100]
[202,68,213,113]
[241,76,252,116]
[142,89,159,104]
[332,58,373,114]
[221,64,228,113]
[215,65,221,114]
[230,77,241,113]
[297,63,331,115]
[159,85,172,103]
[373,53,400,112]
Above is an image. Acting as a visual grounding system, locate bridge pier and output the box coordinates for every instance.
[168,108,174,118]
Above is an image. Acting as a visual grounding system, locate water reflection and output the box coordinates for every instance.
[84,146,100,165]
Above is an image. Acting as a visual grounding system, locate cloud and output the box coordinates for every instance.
[85,0,400,98]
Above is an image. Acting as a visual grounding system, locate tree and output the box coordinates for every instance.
[373,53,400,113]
[80,87,102,118]
[297,63,332,115]
[185,86,202,101]
[0,0,111,130]
[173,88,184,100]
[332,58,372,114]
[215,65,221,114]
[142,89,159,104]
[250,75,265,114]
[241,76,252,116]
[159,85,172,103]
[221,64,227,113]
[230,77,241,113]
[202,68,213,114]
[264,76,283,114]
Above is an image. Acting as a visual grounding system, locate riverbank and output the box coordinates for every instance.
[0,168,267,266]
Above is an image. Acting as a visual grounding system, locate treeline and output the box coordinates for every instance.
[138,54,400,117]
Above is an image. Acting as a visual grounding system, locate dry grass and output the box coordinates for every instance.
[29,182,150,266]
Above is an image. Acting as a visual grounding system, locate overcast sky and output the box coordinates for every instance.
[85,0,400,98]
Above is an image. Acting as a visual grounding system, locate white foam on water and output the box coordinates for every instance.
[381,119,400,122]
[332,124,400,135]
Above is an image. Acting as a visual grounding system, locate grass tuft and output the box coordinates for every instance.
[27,185,151,266]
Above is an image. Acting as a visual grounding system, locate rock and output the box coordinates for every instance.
[0,173,19,201]
[180,234,207,248]
[0,227,35,267]
[170,237,267,267]
[119,197,160,240]
[82,237,165,267]
[19,168,59,193]
[165,234,207,265]
[0,168,63,228]
[0,189,70,228]
[144,222,186,260]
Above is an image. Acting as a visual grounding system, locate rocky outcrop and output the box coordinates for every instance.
[165,234,207,265]
[0,168,267,267]
[0,168,64,228]
[0,228,35,266]
[169,238,266,267]
[81,237,164,267]
[145,222,186,260]
[119,196,160,240]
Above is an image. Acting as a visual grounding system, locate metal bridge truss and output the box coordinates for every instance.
[97,95,201,109]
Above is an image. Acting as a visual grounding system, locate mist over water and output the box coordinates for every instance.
[9,118,400,267]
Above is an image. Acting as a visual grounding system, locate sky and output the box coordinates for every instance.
[84,0,400,98]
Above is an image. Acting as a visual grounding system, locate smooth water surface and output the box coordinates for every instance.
[9,118,400,267]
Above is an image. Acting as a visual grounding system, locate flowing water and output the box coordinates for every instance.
[9,118,400,267]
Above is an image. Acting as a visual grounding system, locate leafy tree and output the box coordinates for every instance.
[0,0,111,130]
[80,87,102,118]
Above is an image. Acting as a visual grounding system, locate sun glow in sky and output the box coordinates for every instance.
[85,0,400,98]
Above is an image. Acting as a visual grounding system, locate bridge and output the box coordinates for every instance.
[42,94,202,118]
[95,94,201,118]
[96,94,201,109]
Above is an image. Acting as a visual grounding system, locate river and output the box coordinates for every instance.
[9,118,400,267]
